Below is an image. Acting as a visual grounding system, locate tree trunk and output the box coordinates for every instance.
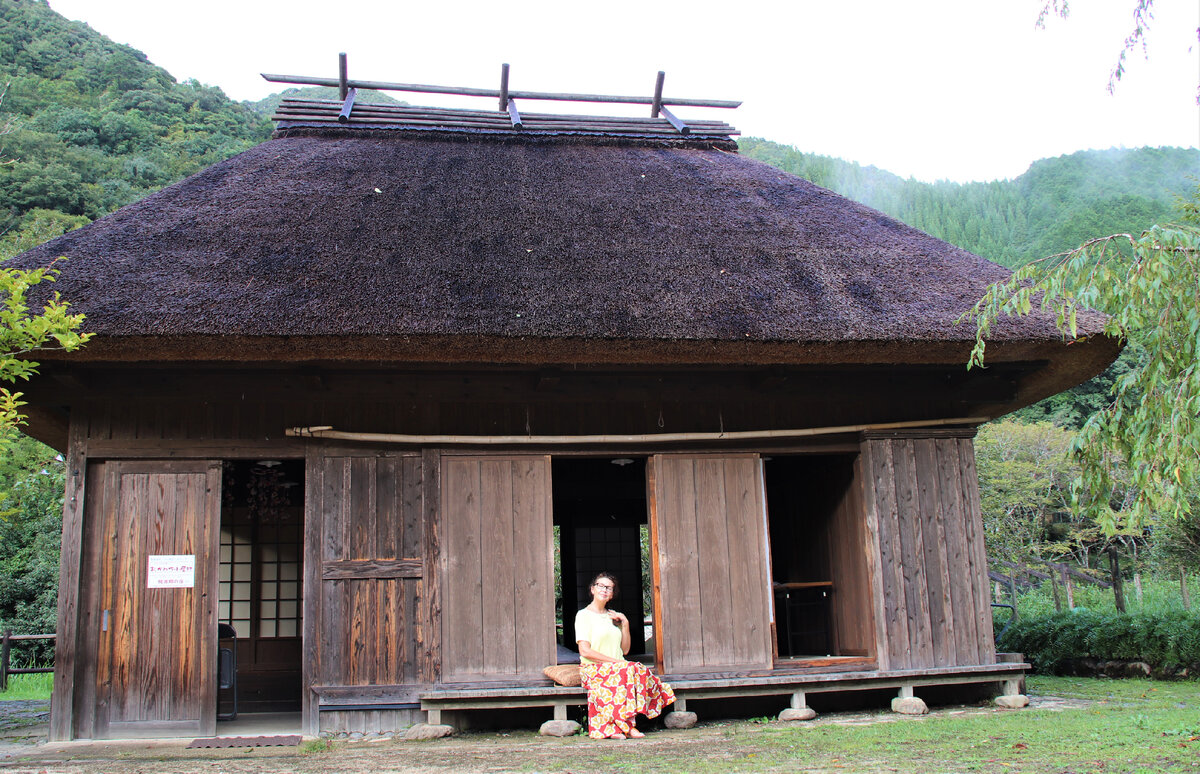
[1008,574,1019,622]
[1108,546,1126,613]
[1182,566,1192,611]
[1131,539,1143,604]
[1064,569,1075,609]
[1050,570,1063,612]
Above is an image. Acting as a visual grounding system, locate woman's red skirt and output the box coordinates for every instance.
[579,661,676,739]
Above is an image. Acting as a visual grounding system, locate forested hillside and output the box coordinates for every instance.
[740,138,1197,269]
[0,0,270,253]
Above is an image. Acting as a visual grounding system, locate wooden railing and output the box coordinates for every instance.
[0,630,55,690]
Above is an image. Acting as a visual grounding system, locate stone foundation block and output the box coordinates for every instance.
[891,696,929,715]
[539,719,581,737]
[778,707,817,722]
[994,694,1030,709]
[404,723,454,740]
[664,711,698,729]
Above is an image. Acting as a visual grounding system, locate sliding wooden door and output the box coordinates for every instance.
[649,454,773,674]
[440,456,554,682]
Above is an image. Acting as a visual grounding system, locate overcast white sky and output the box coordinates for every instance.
[46,0,1200,183]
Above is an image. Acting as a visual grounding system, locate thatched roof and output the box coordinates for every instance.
[8,125,1117,386]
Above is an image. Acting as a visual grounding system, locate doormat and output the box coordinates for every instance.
[187,735,302,748]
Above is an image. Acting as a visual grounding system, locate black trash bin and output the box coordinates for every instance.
[217,623,238,720]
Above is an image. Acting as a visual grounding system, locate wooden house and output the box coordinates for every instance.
[9,71,1120,740]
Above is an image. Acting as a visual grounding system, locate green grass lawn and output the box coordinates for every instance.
[0,672,52,701]
[563,676,1200,774]
[2,675,1197,773]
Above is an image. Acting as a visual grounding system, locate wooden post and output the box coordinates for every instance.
[1,630,10,691]
[1063,569,1075,609]
[338,53,348,101]
[651,71,664,118]
[1108,546,1126,613]
[1182,566,1191,610]
[50,420,88,741]
[1050,570,1063,612]
[499,63,510,111]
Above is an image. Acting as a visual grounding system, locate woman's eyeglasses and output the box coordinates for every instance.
[593,583,614,591]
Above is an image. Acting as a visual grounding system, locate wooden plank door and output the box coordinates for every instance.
[95,461,221,738]
[440,456,554,682]
[649,454,773,674]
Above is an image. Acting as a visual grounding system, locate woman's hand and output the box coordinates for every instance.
[610,612,633,655]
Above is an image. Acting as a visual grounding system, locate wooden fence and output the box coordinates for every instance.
[0,630,55,690]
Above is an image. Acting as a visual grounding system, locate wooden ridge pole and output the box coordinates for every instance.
[261,72,742,109]
[285,416,986,446]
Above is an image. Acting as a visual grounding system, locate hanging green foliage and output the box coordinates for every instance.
[965,221,1200,531]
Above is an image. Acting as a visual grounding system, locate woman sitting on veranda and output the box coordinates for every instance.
[574,572,675,739]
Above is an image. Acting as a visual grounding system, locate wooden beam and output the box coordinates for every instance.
[338,88,357,123]
[321,558,422,580]
[506,98,522,130]
[659,104,690,135]
[261,72,742,108]
[275,98,739,127]
[287,416,987,446]
[651,71,665,118]
[499,63,510,111]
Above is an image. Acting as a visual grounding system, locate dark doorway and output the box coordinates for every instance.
[553,458,651,661]
[764,454,873,660]
[217,459,304,713]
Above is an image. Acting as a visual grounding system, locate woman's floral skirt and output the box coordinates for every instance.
[580,661,675,739]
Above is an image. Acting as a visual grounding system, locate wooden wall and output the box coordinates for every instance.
[26,364,1024,454]
[47,373,1004,738]
[860,432,994,671]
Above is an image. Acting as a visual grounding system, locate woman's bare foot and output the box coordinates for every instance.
[628,729,645,738]
[609,733,626,740]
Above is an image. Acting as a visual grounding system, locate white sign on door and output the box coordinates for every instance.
[147,555,196,588]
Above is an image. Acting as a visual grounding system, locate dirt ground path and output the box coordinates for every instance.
[0,695,1094,774]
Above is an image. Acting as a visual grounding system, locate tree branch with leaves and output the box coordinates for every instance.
[964,218,1200,532]
[0,261,91,435]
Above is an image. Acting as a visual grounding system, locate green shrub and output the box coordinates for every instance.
[998,609,1200,673]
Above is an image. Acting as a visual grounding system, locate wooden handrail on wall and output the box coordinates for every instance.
[0,631,55,690]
